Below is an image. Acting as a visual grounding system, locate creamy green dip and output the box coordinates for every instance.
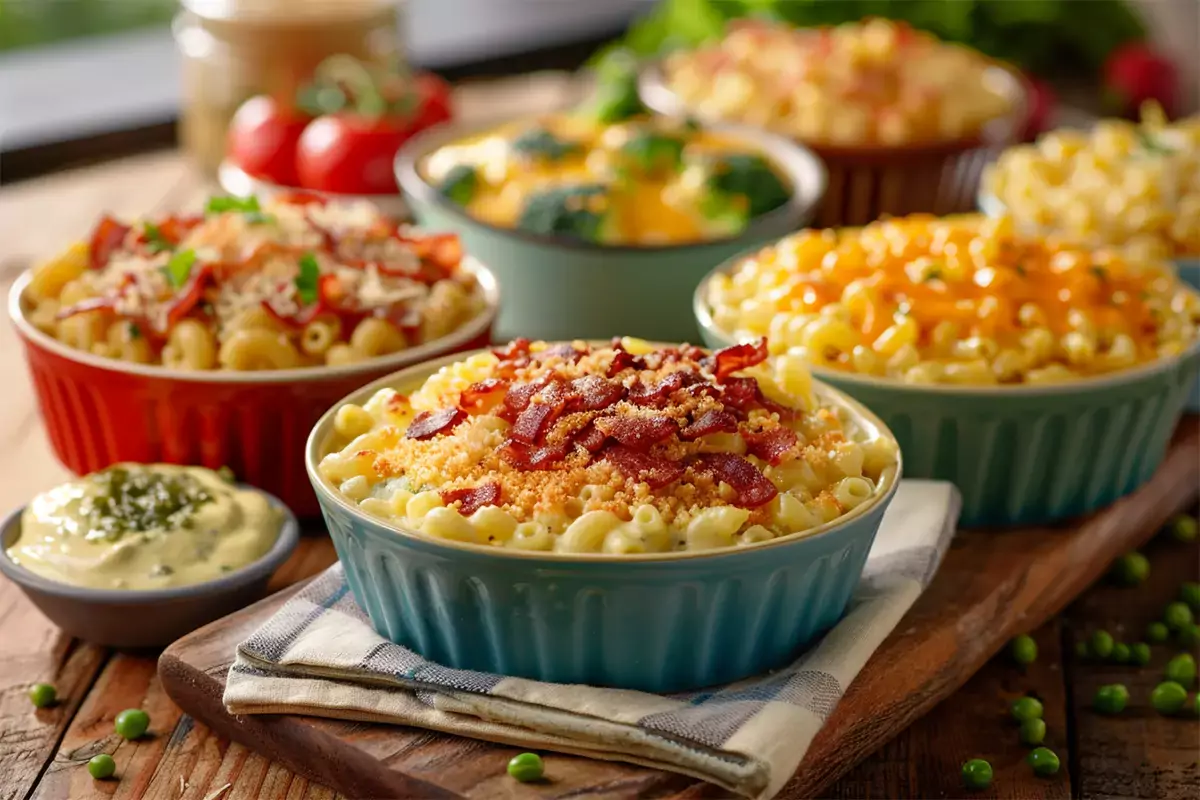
[9,464,281,590]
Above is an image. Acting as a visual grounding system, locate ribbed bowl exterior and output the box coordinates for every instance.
[698,326,1200,527]
[317,487,890,692]
[1176,258,1200,411]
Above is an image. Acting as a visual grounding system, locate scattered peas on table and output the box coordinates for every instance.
[1111,551,1150,585]
[28,683,56,709]
[1010,634,1038,666]
[507,752,545,782]
[1181,581,1200,610]
[114,708,150,740]
[1147,621,1171,644]
[1011,695,1044,723]
[1165,653,1197,685]
[1179,623,1200,648]
[1130,642,1152,666]
[1151,681,1188,715]
[1019,717,1047,746]
[961,758,993,791]
[1091,630,1115,659]
[1165,602,1194,631]
[1111,642,1131,664]
[87,754,116,780]
[1074,639,1091,659]
[1027,747,1061,777]
[1094,684,1129,715]
[1168,514,1198,543]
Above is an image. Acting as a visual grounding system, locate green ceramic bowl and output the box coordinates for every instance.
[695,257,1200,527]
[395,119,827,343]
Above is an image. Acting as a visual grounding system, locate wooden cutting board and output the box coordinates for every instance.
[158,418,1200,800]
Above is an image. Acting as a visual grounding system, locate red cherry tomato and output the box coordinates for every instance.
[1103,42,1178,118]
[296,115,410,195]
[227,96,310,186]
[412,73,454,130]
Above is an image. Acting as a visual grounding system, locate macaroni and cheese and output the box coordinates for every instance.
[421,114,792,245]
[706,214,1200,385]
[984,108,1200,258]
[22,194,485,370]
[663,18,1015,147]
[319,338,896,554]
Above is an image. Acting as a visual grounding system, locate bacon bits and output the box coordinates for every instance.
[441,482,501,516]
[711,338,769,383]
[510,380,573,444]
[607,348,646,377]
[693,453,778,508]
[596,415,677,450]
[743,426,798,465]
[406,407,466,440]
[628,371,698,406]
[499,440,570,471]
[572,422,608,453]
[459,378,509,411]
[602,445,685,489]
[679,409,739,441]
[89,216,132,270]
[535,342,587,362]
[501,379,544,421]
[718,377,762,412]
[493,338,533,362]
[568,375,625,411]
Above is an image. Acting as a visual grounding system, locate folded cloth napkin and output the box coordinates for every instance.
[225,480,960,799]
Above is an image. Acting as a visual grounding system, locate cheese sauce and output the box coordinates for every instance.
[9,464,281,590]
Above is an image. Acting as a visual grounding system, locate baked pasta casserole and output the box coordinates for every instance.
[319,338,897,554]
[22,194,485,371]
[984,107,1200,259]
[662,18,1015,147]
[706,214,1200,385]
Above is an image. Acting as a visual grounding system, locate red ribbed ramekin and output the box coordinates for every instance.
[8,260,498,517]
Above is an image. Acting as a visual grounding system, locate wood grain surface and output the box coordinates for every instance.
[157,421,1200,800]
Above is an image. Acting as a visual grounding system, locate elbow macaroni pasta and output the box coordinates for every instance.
[706,214,1200,384]
[319,340,898,555]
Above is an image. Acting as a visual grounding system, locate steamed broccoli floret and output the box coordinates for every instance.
[619,131,685,175]
[511,127,581,161]
[516,184,614,242]
[704,154,791,217]
[437,164,478,206]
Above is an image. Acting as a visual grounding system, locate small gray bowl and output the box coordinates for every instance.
[0,488,300,649]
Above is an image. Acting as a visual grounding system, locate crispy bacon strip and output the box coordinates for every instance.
[459,378,510,412]
[406,407,466,440]
[627,371,700,406]
[493,338,533,362]
[440,482,501,516]
[510,379,574,444]
[595,415,677,450]
[162,265,217,332]
[711,338,769,383]
[568,375,625,411]
[602,445,685,489]
[572,421,608,453]
[88,215,131,270]
[679,409,739,441]
[499,439,571,471]
[743,426,798,465]
[693,453,778,508]
[535,342,587,362]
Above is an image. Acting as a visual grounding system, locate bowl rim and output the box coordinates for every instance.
[637,58,1030,156]
[393,114,829,254]
[304,341,903,564]
[693,243,1200,397]
[0,482,300,603]
[7,256,500,385]
[217,160,410,217]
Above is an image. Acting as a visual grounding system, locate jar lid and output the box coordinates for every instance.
[183,0,396,23]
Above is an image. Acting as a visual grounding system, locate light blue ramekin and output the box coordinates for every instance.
[395,119,827,344]
[695,261,1200,528]
[306,348,900,692]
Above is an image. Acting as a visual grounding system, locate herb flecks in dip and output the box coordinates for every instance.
[9,464,281,590]
[421,114,792,246]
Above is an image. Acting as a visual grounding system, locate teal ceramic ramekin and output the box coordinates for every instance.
[395,120,826,344]
[306,348,900,692]
[695,262,1200,528]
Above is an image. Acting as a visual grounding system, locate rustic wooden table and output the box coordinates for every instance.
[2,109,1198,799]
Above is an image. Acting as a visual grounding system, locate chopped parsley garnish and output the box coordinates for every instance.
[127,322,142,340]
[1091,265,1108,281]
[924,268,944,282]
[295,253,321,304]
[206,195,262,215]
[244,210,275,225]
[162,249,197,288]
[1137,129,1175,156]
[1015,264,1028,277]
[80,466,214,542]
[143,222,174,254]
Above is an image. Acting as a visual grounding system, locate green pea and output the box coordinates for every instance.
[1147,621,1171,644]
[1011,634,1038,666]
[1091,630,1115,659]
[961,758,993,791]
[1182,582,1200,611]
[1019,717,1047,746]
[1165,653,1197,685]
[114,709,150,740]
[1168,513,1198,542]
[1110,551,1150,585]
[1094,684,1129,715]
[87,754,116,780]
[1151,681,1188,715]
[1165,602,1194,631]
[1027,747,1060,777]
[506,752,544,782]
[1112,643,1131,664]
[1074,640,1090,659]
[1131,642,1152,666]
[1011,695,1044,723]
[28,683,57,709]
[1179,623,1200,649]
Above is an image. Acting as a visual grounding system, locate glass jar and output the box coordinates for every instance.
[175,0,404,176]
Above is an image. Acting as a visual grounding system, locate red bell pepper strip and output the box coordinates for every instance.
[88,216,132,270]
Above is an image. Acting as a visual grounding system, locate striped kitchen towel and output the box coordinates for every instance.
[225,480,960,799]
